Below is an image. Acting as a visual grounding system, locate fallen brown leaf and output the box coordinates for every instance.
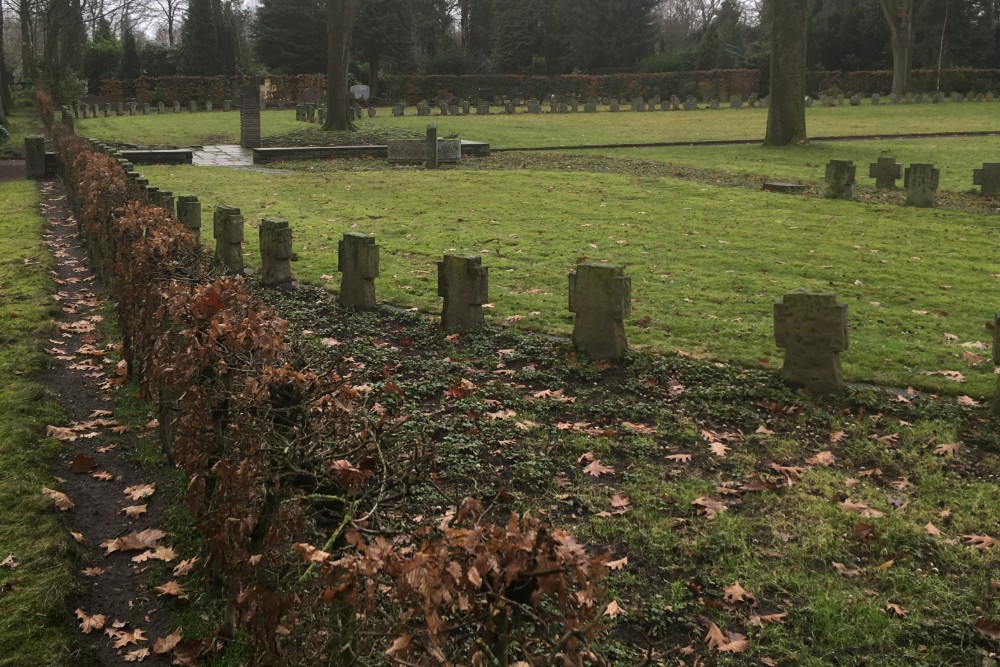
[153,628,183,654]
[75,608,106,633]
[41,487,74,510]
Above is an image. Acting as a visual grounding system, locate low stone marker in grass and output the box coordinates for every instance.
[259,218,293,287]
[189,100,197,113]
[973,163,1000,196]
[904,163,940,207]
[338,233,379,310]
[213,205,245,274]
[869,156,902,189]
[172,101,180,113]
[774,290,848,393]
[176,195,201,240]
[569,262,631,360]
[824,160,856,199]
[437,253,488,331]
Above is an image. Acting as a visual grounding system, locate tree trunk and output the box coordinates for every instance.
[323,0,361,132]
[0,2,11,119]
[369,50,380,101]
[19,0,34,80]
[879,0,915,95]
[764,0,808,146]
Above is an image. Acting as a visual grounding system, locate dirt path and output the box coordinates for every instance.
[36,179,186,665]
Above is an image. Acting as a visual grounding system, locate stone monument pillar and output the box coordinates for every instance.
[240,85,262,149]
[774,290,848,393]
[426,124,439,170]
[213,205,245,274]
[338,233,379,310]
[824,160,856,199]
[904,163,940,208]
[437,253,488,331]
[259,219,293,287]
[568,262,631,360]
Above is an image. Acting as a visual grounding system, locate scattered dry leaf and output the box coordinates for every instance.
[41,487,74,510]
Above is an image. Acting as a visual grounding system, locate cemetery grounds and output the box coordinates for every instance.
[1,103,999,665]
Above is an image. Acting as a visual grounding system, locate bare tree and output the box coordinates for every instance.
[148,0,185,44]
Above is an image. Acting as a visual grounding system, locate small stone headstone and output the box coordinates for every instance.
[189,101,198,113]
[558,102,568,113]
[437,253,488,331]
[418,104,430,116]
[461,100,471,114]
[973,163,1000,196]
[804,97,813,108]
[172,101,180,113]
[731,96,743,109]
[850,94,861,106]
[760,96,769,109]
[609,100,620,112]
[904,163,940,207]
[584,102,597,113]
[130,101,138,115]
[224,100,231,111]
[871,93,880,105]
[836,93,845,105]
[448,104,459,116]
[568,262,631,360]
[338,233,379,310]
[682,97,697,110]
[986,91,995,102]
[158,191,175,216]
[368,107,377,118]
[913,92,925,103]
[952,92,964,102]
[774,290,848,393]
[869,157,902,189]
[213,205,245,274]
[478,103,491,115]
[24,136,47,180]
[318,107,327,125]
[393,104,404,117]
[710,98,719,110]
[259,219,293,287]
[104,103,111,117]
[890,93,902,104]
[747,93,758,108]
[176,195,201,240]
[904,92,914,103]
[157,102,165,114]
[205,101,213,112]
[933,92,944,103]
[528,100,541,114]
[824,160,856,199]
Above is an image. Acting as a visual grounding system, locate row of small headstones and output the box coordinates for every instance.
[822,158,1000,206]
[820,90,998,106]
[78,141,1000,402]
[61,98,297,121]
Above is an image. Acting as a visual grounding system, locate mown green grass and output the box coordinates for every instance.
[582,134,1000,192]
[77,100,1000,149]
[0,181,77,667]
[144,164,1000,396]
[0,107,44,158]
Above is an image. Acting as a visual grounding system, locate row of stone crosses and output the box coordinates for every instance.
[91,142,859,397]
[821,158,1000,206]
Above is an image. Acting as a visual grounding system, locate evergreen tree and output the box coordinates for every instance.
[694,0,749,69]
[178,0,221,74]
[85,18,122,94]
[491,0,548,73]
[355,0,415,96]
[119,24,142,97]
[564,0,658,72]
[253,0,327,74]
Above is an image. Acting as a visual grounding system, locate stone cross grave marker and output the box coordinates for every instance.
[871,93,880,105]
[259,219,293,287]
[824,160,856,199]
[568,262,631,360]
[158,191,175,216]
[973,163,1000,196]
[437,253,488,331]
[338,233,379,310]
[393,104,404,117]
[904,163,940,207]
[213,205,245,274]
[176,195,202,240]
[774,290,848,393]
[868,157,902,189]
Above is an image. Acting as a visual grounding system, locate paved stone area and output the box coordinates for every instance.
[192,144,254,167]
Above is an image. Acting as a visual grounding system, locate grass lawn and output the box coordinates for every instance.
[0,107,45,158]
[77,100,1000,149]
[144,164,1000,396]
[581,135,1000,193]
[0,180,76,666]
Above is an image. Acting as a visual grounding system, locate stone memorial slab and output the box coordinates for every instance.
[437,253,488,331]
[774,290,848,393]
[213,205,245,274]
[338,233,379,310]
[824,160,856,199]
[973,163,1000,196]
[568,262,631,360]
[259,218,293,287]
[904,163,940,207]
